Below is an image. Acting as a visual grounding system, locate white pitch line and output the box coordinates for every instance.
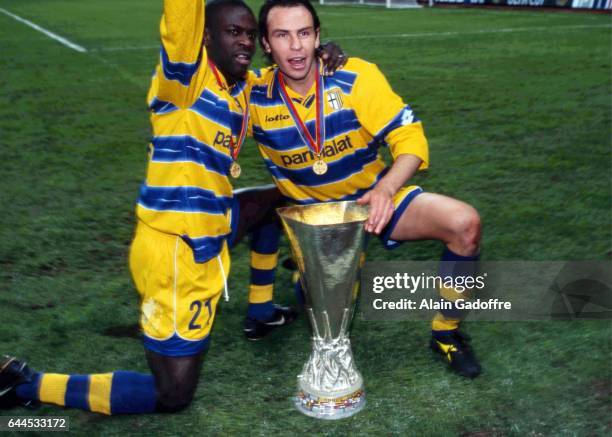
[90,45,159,53]
[333,23,612,40]
[0,7,87,53]
[91,22,611,52]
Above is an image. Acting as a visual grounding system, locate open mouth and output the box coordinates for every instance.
[288,57,306,70]
[235,53,252,66]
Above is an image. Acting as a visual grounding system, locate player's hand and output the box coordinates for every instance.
[357,187,395,235]
[317,42,347,76]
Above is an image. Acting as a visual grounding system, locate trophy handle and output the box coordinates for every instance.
[339,308,350,339]
[306,307,321,339]
[321,310,333,341]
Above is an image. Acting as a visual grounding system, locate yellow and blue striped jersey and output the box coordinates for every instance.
[137,0,256,263]
[249,58,429,204]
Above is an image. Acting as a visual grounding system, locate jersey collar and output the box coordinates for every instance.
[208,60,246,97]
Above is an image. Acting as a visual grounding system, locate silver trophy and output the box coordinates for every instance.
[277,201,369,420]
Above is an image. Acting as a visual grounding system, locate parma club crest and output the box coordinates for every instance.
[326,88,343,111]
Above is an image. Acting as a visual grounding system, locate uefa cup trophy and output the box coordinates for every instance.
[277,201,369,420]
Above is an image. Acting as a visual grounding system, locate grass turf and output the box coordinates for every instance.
[0,0,610,434]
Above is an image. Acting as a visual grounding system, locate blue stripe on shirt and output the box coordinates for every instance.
[263,146,379,187]
[160,46,200,86]
[250,71,357,106]
[371,106,420,144]
[250,86,283,107]
[326,70,357,94]
[229,79,247,97]
[151,135,232,176]
[284,189,368,206]
[281,169,388,204]
[138,185,231,214]
[253,109,361,152]
[149,97,178,114]
[190,90,243,131]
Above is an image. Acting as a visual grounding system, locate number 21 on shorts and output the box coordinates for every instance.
[189,298,213,330]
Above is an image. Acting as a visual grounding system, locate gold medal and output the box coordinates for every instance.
[208,61,249,180]
[230,161,242,178]
[313,159,328,175]
[278,65,329,177]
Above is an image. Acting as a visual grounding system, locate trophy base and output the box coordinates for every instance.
[293,387,366,420]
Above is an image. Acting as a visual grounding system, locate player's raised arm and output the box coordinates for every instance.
[148,0,208,109]
[352,60,429,233]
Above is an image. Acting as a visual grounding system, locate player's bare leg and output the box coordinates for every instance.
[231,185,283,244]
[390,192,482,378]
[389,192,480,256]
[145,350,203,412]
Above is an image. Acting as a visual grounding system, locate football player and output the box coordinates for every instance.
[249,0,483,378]
[1,0,345,414]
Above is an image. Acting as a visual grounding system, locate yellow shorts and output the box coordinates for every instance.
[380,185,423,249]
[129,221,230,357]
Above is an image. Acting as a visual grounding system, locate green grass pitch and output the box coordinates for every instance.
[0,0,610,434]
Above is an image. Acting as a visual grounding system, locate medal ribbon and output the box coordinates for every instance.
[208,61,249,162]
[276,61,325,158]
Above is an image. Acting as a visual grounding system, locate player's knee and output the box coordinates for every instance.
[450,207,481,255]
[156,382,196,413]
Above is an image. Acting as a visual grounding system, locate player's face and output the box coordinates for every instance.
[262,5,320,85]
[205,6,257,83]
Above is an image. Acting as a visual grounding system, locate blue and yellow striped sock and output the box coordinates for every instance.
[15,371,156,415]
[248,249,277,320]
[248,222,280,322]
[432,247,480,336]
